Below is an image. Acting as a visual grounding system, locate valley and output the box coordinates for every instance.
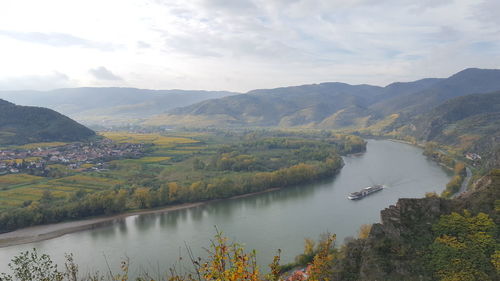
[0,68,498,281]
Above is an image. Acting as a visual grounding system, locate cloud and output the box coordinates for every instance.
[89,67,123,81]
[0,0,498,91]
[472,0,500,28]
[0,30,118,51]
[137,41,151,48]
[0,72,72,91]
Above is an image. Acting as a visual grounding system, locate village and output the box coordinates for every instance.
[0,139,146,175]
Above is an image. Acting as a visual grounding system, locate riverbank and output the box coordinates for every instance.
[0,187,280,248]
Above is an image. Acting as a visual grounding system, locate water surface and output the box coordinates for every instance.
[0,140,451,275]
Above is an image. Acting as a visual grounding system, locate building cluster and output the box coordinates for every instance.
[0,139,145,175]
[464,152,481,161]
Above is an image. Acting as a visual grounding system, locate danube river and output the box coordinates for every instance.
[0,140,451,276]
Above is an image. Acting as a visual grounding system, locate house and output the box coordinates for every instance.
[465,152,481,161]
[286,265,312,281]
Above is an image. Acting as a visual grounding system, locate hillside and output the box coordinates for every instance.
[408,91,500,147]
[164,83,377,127]
[146,78,444,128]
[146,68,500,129]
[371,68,500,117]
[333,169,500,281]
[0,99,95,145]
[0,88,237,126]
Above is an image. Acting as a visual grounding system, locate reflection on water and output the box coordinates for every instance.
[134,214,158,232]
[0,140,452,277]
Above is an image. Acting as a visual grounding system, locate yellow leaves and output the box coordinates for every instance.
[357,224,372,239]
[196,232,261,281]
[304,238,316,256]
[491,250,500,273]
[435,235,466,249]
[308,234,336,281]
[168,182,181,202]
[431,211,498,281]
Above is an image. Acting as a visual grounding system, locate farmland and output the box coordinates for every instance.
[0,130,366,232]
[0,132,206,211]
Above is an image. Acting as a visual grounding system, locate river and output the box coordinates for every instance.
[0,140,451,276]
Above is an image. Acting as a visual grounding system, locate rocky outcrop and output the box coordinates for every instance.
[334,170,499,281]
[355,198,453,281]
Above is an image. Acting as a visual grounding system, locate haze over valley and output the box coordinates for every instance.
[0,0,499,280]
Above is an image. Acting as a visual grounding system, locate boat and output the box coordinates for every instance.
[347,184,384,200]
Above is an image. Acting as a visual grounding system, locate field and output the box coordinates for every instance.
[0,174,45,189]
[0,132,207,210]
[0,142,68,150]
[100,132,199,147]
[0,131,357,212]
[0,173,126,209]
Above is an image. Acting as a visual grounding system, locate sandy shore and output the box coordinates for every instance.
[0,187,280,248]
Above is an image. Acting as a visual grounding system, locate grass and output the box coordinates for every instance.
[100,132,199,146]
[0,174,125,209]
[1,142,68,150]
[134,156,172,163]
[0,174,45,189]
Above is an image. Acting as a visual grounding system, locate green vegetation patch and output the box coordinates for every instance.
[0,174,45,189]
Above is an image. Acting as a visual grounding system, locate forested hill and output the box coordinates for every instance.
[408,91,500,147]
[0,99,95,145]
[371,68,500,116]
[145,68,500,129]
[145,77,444,128]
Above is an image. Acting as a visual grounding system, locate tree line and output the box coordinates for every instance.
[0,134,354,233]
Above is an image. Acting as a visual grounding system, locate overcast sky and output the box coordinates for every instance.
[0,0,499,92]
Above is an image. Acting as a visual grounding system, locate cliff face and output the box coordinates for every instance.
[334,170,499,281]
[357,198,453,281]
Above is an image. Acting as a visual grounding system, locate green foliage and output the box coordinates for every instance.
[0,130,360,232]
[0,248,63,281]
[0,100,94,145]
[308,234,336,281]
[441,162,467,198]
[0,232,292,281]
[428,211,498,281]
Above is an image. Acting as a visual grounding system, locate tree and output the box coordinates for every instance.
[0,249,63,281]
[429,211,498,281]
[308,234,336,281]
[133,188,150,209]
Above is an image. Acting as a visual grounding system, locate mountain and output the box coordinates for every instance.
[145,68,500,131]
[0,88,238,126]
[0,99,95,145]
[411,91,500,142]
[389,91,500,164]
[147,79,443,128]
[161,83,380,127]
[371,68,500,116]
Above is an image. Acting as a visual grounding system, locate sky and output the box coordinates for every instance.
[0,0,499,92]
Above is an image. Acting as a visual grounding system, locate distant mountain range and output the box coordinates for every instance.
[145,68,500,130]
[0,99,95,145]
[0,88,237,126]
[1,68,499,152]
